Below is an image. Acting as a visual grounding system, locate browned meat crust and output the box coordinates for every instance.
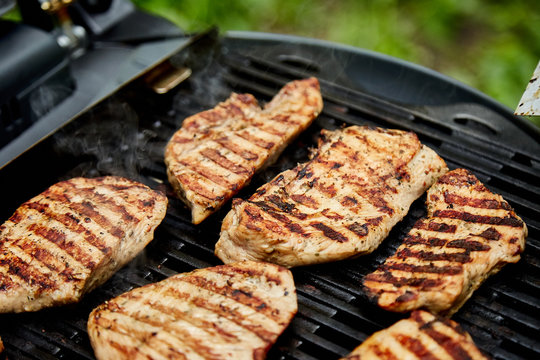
[363,168,527,316]
[88,261,297,360]
[0,176,167,313]
[164,78,323,224]
[341,310,489,359]
[216,126,448,267]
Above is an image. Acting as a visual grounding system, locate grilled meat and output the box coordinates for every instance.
[88,260,297,360]
[164,77,323,224]
[215,126,448,267]
[363,168,527,315]
[0,176,167,313]
[341,310,489,360]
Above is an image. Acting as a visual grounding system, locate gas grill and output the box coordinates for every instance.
[1,6,540,360]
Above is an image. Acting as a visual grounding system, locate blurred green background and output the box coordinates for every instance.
[132,0,540,126]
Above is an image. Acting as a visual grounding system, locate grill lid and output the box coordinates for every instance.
[0,32,538,360]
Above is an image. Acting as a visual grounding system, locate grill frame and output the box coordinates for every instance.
[0,31,539,360]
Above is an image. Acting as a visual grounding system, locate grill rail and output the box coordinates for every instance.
[0,33,539,360]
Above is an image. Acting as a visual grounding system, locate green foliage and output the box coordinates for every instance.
[133,0,539,127]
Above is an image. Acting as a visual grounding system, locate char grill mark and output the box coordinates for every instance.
[413,220,456,233]
[380,262,463,275]
[443,192,511,210]
[397,248,472,263]
[310,222,349,243]
[249,201,306,235]
[179,160,234,189]
[364,272,444,289]
[433,210,523,227]
[176,173,224,202]
[363,168,527,315]
[395,334,439,360]
[237,131,275,150]
[214,136,259,161]
[200,148,251,175]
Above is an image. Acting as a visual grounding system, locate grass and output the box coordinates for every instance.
[133,0,540,127]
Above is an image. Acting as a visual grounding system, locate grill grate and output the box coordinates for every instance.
[0,34,539,360]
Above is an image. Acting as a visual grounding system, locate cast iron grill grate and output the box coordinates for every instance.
[0,35,538,359]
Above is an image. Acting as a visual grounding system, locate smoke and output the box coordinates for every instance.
[52,99,155,182]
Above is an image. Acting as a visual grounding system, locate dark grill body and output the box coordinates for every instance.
[0,32,538,360]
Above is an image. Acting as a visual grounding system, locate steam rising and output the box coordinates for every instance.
[53,100,156,183]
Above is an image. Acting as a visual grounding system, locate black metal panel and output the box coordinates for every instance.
[0,33,538,359]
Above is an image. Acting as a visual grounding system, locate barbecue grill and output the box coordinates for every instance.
[1,4,539,360]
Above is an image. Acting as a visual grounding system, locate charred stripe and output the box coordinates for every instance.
[397,248,471,263]
[403,235,447,248]
[200,148,251,175]
[474,227,502,241]
[179,160,234,189]
[177,173,225,202]
[396,334,440,360]
[310,222,349,242]
[215,137,259,161]
[249,201,306,235]
[290,194,319,209]
[446,239,491,251]
[380,262,463,275]
[237,131,275,150]
[364,272,444,289]
[434,210,523,227]
[347,222,369,237]
[444,192,511,210]
[413,220,457,233]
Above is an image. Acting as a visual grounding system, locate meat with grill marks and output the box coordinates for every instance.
[164,77,323,224]
[363,168,527,316]
[0,176,167,313]
[341,310,489,360]
[215,126,448,267]
[88,260,297,360]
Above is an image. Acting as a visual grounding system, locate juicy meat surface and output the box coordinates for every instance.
[363,168,527,316]
[164,77,323,224]
[215,126,448,268]
[0,176,167,313]
[341,310,489,360]
[88,261,297,360]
